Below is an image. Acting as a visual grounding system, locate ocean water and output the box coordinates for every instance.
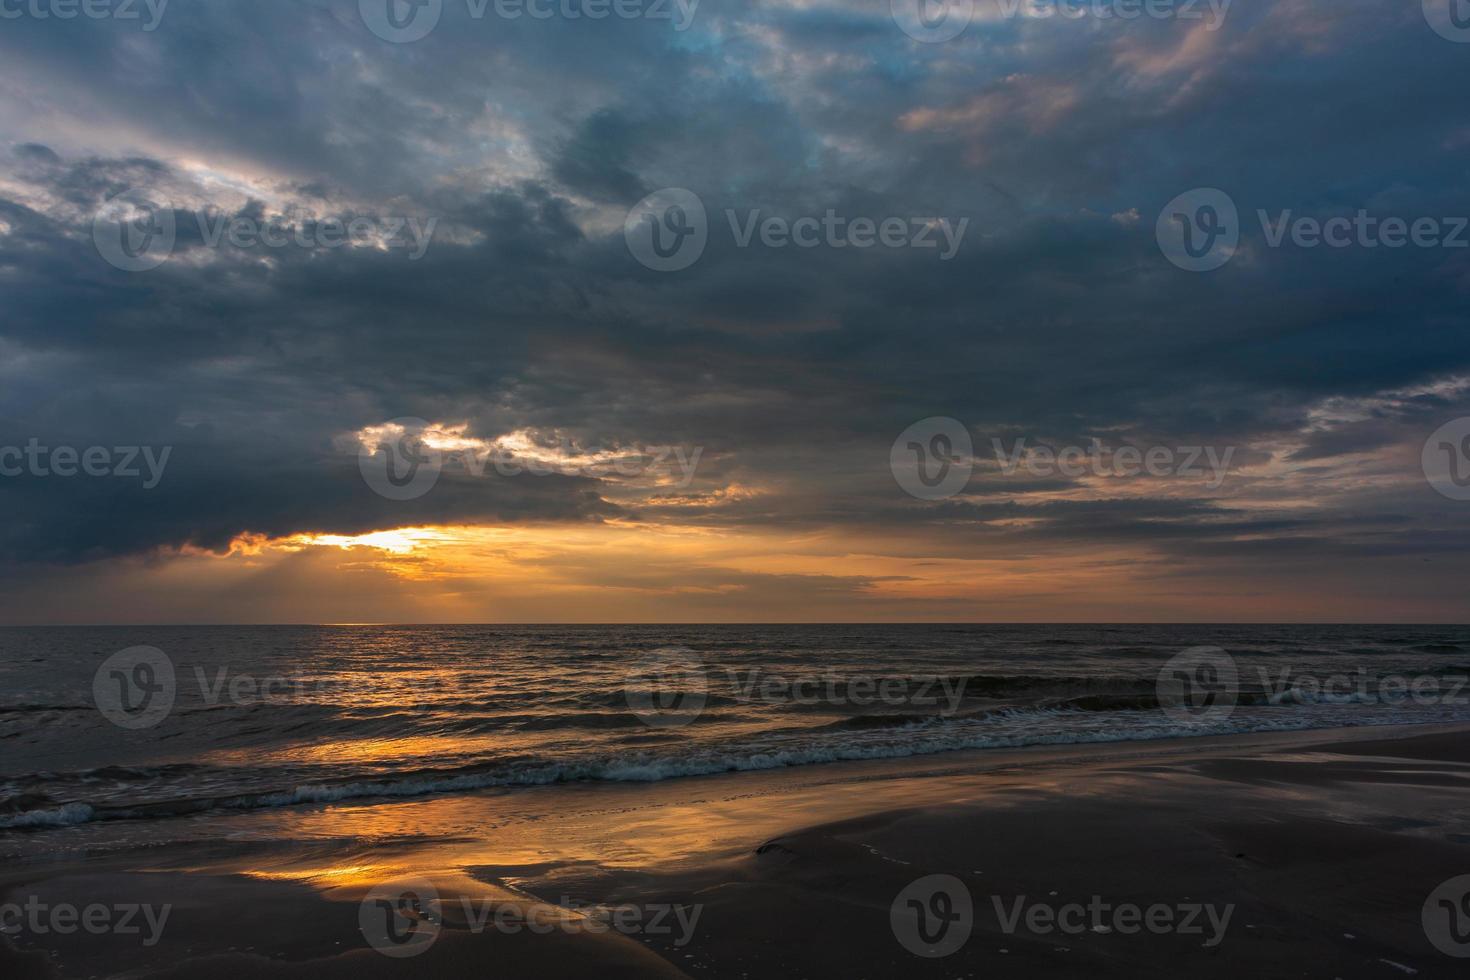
[2,624,1468,836]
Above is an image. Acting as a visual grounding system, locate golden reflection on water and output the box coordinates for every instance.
[171,738,1299,916]
[242,863,385,885]
[204,751,1054,902]
[206,733,521,768]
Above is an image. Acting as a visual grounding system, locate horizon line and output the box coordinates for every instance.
[2,621,1467,628]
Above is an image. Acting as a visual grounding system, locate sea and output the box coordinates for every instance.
[3,624,1468,841]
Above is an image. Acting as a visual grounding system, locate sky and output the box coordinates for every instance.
[1,0,1468,624]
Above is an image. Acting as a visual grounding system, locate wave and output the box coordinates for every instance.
[0,802,95,828]
[6,701,1467,832]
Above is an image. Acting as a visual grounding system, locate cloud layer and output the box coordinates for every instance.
[1,0,1468,621]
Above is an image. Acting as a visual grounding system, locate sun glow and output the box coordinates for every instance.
[290,528,459,555]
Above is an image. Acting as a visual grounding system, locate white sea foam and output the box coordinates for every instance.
[0,802,95,829]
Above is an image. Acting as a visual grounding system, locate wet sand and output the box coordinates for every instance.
[4,723,1470,978]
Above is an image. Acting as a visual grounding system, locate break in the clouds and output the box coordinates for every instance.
[0,0,1468,622]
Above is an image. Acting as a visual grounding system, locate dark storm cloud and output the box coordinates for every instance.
[550,109,654,203]
[0,0,1468,596]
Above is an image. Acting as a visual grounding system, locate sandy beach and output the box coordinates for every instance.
[4,721,1469,978]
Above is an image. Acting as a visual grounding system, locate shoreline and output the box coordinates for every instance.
[6,719,1470,854]
[10,713,1470,838]
[5,721,1470,976]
